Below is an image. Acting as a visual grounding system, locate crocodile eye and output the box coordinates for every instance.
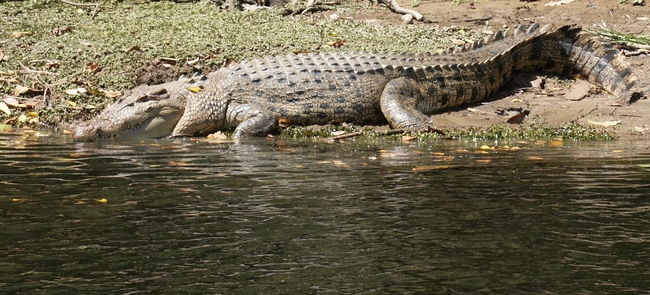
[150,88,168,96]
[136,95,151,103]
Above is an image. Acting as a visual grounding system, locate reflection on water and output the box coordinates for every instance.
[1,133,649,294]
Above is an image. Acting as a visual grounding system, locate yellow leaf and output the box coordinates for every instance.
[528,156,544,161]
[188,86,202,93]
[0,102,11,115]
[401,135,417,142]
[96,198,108,203]
[28,111,39,117]
[17,114,27,123]
[66,100,77,107]
[413,165,452,171]
[549,140,563,147]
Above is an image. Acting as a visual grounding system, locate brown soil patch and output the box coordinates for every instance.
[349,0,650,139]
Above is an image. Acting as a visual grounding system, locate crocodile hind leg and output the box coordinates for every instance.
[380,77,433,131]
[228,103,278,138]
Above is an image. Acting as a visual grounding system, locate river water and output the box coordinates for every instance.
[1,133,649,294]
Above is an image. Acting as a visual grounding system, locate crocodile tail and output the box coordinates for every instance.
[559,27,637,102]
[487,24,637,103]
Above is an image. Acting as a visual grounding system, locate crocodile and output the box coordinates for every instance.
[72,23,637,140]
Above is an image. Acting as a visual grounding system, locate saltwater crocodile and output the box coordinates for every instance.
[72,23,637,140]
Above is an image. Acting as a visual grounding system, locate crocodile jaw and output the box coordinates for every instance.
[72,110,183,141]
[72,85,185,141]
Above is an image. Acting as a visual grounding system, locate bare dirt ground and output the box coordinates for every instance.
[345,0,650,139]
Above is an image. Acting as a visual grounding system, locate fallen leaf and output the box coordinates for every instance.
[27,111,38,117]
[187,57,200,65]
[17,114,27,123]
[45,60,60,69]
[587,119,621,127]
[413,165,452,171]
[103,90,122,98]
[528,156,544,160]
[96,198,108,203]
[207,131,228,140]
[331,130,346,136]
[327,39,347,48]
[65,88,87,96]
[82,40,93,47]
[0,102,11,115]
[224,59,236,67]
[66,100,77,107]
[506,110,529,124]
[126,45,142,52]
[84,62,101,73]
[476,159,492,163]
[278,118,290,128]
[401,135,417,142]
[545,0,574,6]
[188,86,202,93]
[51,26,73,36]
[14,85,30,96]
[634,126,649,132]
[11,31,33,38]
[451,39,466,45]
[3,97,20,107]
[549,140,563,147]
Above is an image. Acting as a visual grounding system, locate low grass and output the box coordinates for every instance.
[1,0,470,126]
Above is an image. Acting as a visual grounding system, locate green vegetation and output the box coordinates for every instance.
[278,122,615,141]
[593,27,650,46]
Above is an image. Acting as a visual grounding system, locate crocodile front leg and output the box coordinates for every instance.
[228,103,278,138]
[380,77,434,131]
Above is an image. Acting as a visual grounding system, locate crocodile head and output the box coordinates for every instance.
[72,84,185,141]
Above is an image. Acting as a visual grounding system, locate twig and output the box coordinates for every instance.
[301,0,316,14]
[323,131,362,142]
[380,0,430,23]
[17,61,53,101]
[59,0,101,19]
